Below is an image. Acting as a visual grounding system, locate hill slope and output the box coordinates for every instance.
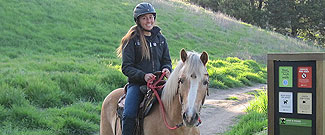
[1,0,323,63]
[0,0,322,134]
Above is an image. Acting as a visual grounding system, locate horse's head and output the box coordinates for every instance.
[177,49,209,127]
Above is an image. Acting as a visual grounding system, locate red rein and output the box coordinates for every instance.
[147,72,202,129]
[147,72,181,130]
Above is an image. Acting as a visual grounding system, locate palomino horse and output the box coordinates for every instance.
[100,49,209,135]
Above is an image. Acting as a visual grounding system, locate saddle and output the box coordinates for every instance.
[116,72,166,135]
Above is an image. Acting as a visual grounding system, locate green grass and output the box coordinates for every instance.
[0,55,125,134]
[1,0,323,63]
[226,96,239,100]
[207,58,266,89]
[0,0,321,134]
[226,89,268,135]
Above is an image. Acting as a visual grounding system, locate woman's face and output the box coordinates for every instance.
[139,14,155,31]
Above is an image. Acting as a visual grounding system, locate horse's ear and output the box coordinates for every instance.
[181,49,187,62]
[200,51,208,66]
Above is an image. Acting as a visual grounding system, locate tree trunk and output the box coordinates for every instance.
[258,0,263,10]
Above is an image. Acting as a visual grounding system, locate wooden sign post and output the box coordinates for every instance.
[268,53,325,135]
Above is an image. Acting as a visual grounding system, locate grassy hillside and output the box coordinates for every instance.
[0,0,322,134]
[1,0,323,62]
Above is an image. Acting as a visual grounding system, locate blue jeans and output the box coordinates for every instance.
[122,83,144,135]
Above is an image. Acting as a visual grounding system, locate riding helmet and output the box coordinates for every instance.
[133,2,156,22]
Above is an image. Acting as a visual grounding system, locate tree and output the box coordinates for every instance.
[219,0,267,27]
[183,0,325,46]
[295,0,325,46]
[255,0,324,46]
[265,0,297,35]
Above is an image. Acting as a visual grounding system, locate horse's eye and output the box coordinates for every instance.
[203,80,209,85]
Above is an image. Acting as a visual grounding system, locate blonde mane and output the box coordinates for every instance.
[162,51,207,109]
[161,60,183,107]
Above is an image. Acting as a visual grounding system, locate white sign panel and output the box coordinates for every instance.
[297,93,312,114]
[279,92,293,113]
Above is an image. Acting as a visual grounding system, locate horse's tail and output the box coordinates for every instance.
[100,88,124,135]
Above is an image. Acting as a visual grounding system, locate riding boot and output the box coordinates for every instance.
[122,116,136,135]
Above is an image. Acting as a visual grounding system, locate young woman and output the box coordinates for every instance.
[116,2,172,135]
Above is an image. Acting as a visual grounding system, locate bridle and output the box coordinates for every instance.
[177,73,209,126]
[177,73,209,106]
[147,72,209,130]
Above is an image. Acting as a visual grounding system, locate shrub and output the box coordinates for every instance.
[99,66,127,89]
[51,73,99,102]
[0,122,54,135]
[246,90,267,113]
[72,75,105,102]
[226,57,242,63]
[243,60,262,72]
[46,102,100,133]
[9,105,48,129]
[0,83,29,108]
[42,60,92,74]
[221,75,244,88]
[208,60,229,67]
[242,72,266,83]
[0,105,8,122]
[61,102,100,124]
[210,79,229,89]
[207,58,266,89]
[23,76,66,108]
[58,117,98,135]
[3,73,29,89]
[237,75,253,86]
[258,70,267,80]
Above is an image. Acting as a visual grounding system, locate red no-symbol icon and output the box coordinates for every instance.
[302,73,307,79]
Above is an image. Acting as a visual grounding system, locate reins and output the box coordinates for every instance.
[147,72,183,130]
[147,72,202,130]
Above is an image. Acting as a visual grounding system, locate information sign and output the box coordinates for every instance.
[279,118,312,135]
[279,118,312,127]
[279,92,293,113]
[279,66,293,87]
[298,67,312,88]
[297,93,312,114]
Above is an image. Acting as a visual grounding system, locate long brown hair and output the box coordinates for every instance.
[116,22,150,60]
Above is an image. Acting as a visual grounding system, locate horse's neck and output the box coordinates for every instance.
[166,95,183,124]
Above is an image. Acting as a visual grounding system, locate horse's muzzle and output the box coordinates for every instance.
[182,111,199,127]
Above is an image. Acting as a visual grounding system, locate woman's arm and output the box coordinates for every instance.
[121,39,146,81]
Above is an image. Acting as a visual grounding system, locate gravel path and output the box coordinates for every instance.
[199,84,267,135]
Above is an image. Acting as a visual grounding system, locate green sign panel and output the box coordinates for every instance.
[279,66,293,87]
[279,118,312,127]
[279,118,312,135]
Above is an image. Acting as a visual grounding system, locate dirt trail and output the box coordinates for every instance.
[199,84,267,135]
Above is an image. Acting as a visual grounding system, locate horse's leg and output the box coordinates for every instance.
[100,88,124,135]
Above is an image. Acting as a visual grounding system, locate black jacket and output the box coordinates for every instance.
[122,26,172,85]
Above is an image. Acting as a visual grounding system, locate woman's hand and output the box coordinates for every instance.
[162,68,170,78]
[144,73,156,82]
